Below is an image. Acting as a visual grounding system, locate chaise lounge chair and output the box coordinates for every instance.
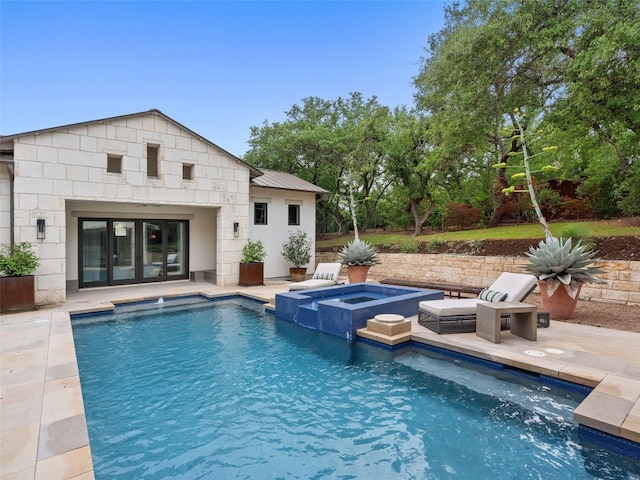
[289,263,343,291]
[418,272,541,334]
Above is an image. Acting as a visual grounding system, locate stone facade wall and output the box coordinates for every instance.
[316,252,640,307]
[8,111,251,304]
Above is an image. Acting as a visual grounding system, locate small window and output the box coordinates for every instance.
[147,145,159,177]
[254,202,268,225]
[288,204,300,226]
[107,155,122,173]
[183,164,193,180]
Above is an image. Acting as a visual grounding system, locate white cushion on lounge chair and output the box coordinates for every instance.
[289,279,337,291]
[488,272,537,302]
[418,272,537,318]
[289,263,342,291]
[418,298,486,317]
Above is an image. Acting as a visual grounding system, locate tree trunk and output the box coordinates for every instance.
[410,199,436,236]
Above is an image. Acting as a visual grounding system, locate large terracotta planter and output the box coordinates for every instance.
[538,280,582,319]
[347,265,370,284]
[0,275,36,313]
[289,267,307,282]
[239,262,264,287]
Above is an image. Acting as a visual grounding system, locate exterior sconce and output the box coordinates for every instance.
[233,222,239,237]
[37,219,46,239]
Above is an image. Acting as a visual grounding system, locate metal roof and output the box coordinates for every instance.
[251,169,328,194]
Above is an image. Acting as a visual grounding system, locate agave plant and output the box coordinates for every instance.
[524,237,603,298]
[338,239,380,267]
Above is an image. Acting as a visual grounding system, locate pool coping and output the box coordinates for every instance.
[2,280,639,478]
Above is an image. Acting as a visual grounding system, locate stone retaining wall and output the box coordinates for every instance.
[316,252,640,307]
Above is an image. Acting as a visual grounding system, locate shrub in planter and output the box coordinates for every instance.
[281,230,312,281]
[239,240,266,287]
[0,242,40,313]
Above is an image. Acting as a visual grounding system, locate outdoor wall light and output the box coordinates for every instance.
[37,218,45,239]
[233,222,239,237]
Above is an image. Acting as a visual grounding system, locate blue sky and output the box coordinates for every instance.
[1,1,448,158]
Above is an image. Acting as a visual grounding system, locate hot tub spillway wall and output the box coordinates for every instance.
[275,283,443,341]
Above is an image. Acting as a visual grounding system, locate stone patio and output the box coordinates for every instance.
[2,279,639,479]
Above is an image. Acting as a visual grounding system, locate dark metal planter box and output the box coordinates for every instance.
[239,262,264,287]
[0,275,36,313]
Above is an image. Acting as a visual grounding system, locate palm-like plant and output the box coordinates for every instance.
[524,237,603,298]
[338,239,380,267]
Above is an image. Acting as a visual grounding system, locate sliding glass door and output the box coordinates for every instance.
[80,218,189,288]
[112,221,135,282]
[81,221,108,284]
[167,221,186,278]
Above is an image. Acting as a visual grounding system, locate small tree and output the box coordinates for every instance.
[281,230,312,268]
[445,203,482,230]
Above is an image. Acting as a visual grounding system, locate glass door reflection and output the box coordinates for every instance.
[143,221,164,279]
[82,220,107,284]
[112,221,135,282]
[166,221,186,277]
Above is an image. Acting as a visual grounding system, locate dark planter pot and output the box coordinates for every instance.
[289,267,307,282]
[239,262,264,287]
[0,275,36,313]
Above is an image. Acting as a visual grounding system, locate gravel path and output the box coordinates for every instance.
[526,293,639,333]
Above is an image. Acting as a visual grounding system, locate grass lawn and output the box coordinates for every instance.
[316,220,640,248]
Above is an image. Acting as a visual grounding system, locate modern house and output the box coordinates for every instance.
[0,109,326,306]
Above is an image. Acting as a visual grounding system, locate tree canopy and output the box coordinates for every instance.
[245,0,640,235]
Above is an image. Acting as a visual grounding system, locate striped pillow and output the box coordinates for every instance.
[313,272,334,280]
[478,288,508,302]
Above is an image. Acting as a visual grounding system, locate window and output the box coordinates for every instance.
[182,164,193,180]
[254,202,268,225]
[107,155,122,173]
[147,145,159,177]
[288,204,300,225]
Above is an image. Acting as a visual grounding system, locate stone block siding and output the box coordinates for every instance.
[316,252,640,307]
[7,111,250,303]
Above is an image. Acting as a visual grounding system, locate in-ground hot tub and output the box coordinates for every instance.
[275,283,443,341]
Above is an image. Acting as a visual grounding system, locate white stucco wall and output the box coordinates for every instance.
[249,186,318,278]
[7,111,251,304]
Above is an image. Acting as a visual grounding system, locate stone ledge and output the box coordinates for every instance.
[573,390,634,437]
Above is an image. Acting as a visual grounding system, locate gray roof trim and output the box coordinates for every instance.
[251,169,328,194]
[0,109,263,178]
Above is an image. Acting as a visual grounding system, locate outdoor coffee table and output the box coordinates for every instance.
[476,302,537,343]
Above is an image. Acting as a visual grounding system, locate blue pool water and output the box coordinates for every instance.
[72,297,640,479]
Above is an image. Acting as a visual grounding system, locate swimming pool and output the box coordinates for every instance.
[72,297,640,479]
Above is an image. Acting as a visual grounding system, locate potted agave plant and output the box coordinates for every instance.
[338,239,380,283]
[494,107,604,320]
[524,237,603,319]
[281,230,312,282]
[0,242,41,313]
[239,239,266,287]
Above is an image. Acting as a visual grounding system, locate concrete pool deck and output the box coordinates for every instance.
[1,279,639,479]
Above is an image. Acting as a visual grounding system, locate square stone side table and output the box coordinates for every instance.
[476,302,538,343]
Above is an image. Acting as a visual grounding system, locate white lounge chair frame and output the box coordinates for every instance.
[289,263,343,291]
